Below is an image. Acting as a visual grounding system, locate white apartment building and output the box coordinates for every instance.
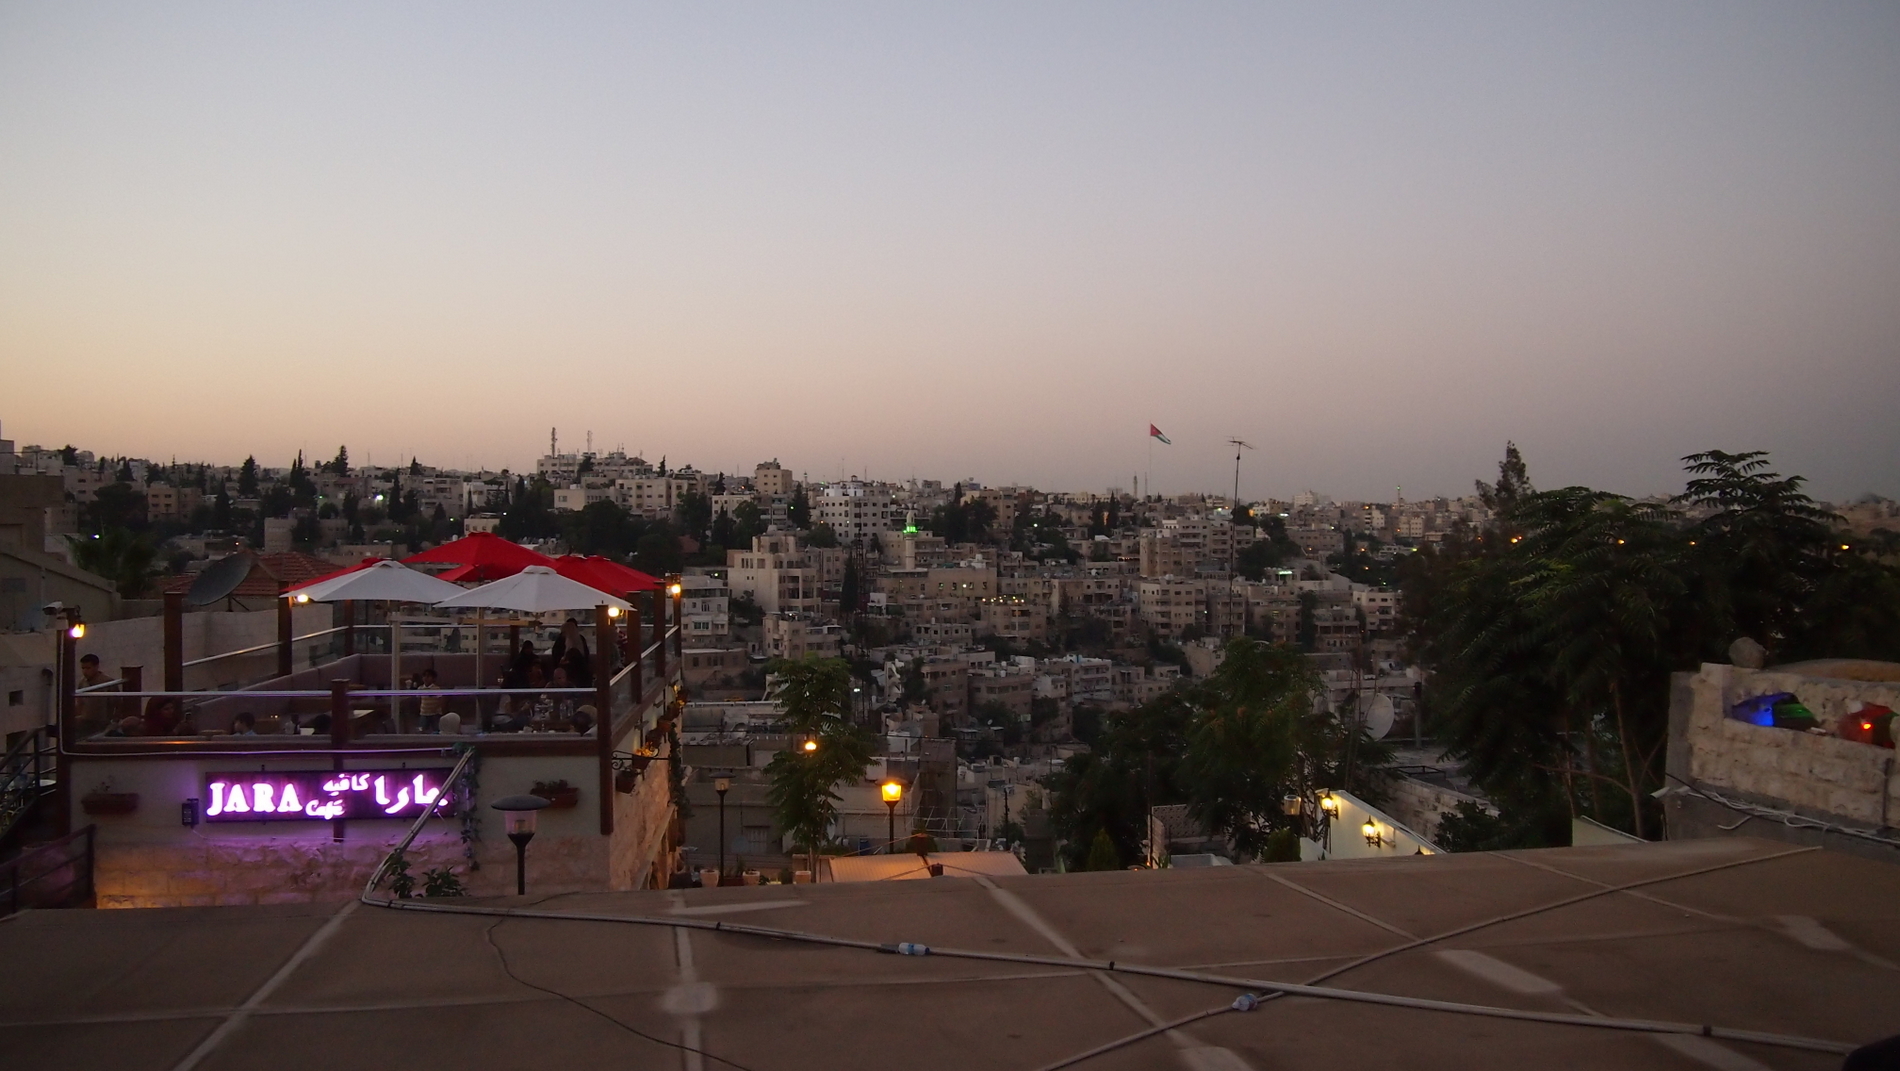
[753,461,794,497]
[815,480,898,545]
[1137,577,1206,638]
[680,574,731,640]
[1353,587,1400,633]
[727,534,823,614]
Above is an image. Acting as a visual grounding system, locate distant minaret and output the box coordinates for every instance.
[550,427,558,456]
[586,430,593,455]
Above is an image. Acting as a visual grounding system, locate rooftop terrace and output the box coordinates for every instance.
[2,836,1887,1070]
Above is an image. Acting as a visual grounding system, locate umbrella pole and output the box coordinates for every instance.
[389,601,400,734]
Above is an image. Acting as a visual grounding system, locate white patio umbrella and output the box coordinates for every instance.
[288,560,467,708]
[433,565,632,614]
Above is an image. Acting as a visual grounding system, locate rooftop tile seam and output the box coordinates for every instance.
[1245,869,1419,939]
[0,969,1096,1030]
[1497,847,1900,972]
[1285,844,1822,992]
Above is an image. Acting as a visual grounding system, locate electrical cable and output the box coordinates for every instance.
[359,779,1856,1062]
[482,915,763,1071]
[1666,773,1900,849]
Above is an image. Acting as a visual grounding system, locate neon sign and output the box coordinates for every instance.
[202,770,456,822]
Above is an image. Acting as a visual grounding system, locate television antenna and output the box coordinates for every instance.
[1226,438,1255,637]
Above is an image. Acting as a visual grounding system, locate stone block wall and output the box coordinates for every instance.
[1383,775,1490,846]
[1675,662,1900,829]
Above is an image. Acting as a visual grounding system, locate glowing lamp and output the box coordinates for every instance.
[607,605,621,618]
[1362,820,1382,847]
[294,592,310,604]
[1318,793,1340,818]
[67,622,86,640]
[668,582,683,597]
[881,780,904,804]
[880,779,905,854]
[802,739,819,753]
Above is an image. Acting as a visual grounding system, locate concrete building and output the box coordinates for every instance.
[679,573,730,641]
[761,612,842,661]
[752,460,794,497]
[726,534,822,615]
[1137,576,1205,638]
[814,480,898,545]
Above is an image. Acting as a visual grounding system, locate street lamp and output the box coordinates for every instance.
[714,775,732,880]
[880,780,904,854]
[491,794,552,895]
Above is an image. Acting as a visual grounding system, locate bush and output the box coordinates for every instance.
[1086,829,1120,871]
[1263,827,1300,862]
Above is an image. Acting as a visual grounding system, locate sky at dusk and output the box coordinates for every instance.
[2,3,1896,502]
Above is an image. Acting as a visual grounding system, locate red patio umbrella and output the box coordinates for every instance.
[551,555,664,597]
[403,533,555,582]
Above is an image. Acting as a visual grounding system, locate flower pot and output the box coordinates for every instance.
[531,786,580,809]
[742,870,762,886]
[82,792,139,816]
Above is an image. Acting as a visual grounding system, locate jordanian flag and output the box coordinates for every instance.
[1149,424,1171,445]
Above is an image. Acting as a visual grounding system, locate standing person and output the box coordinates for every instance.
[415,667,444,731]
[75,654,115,736]
[552,618,589,669]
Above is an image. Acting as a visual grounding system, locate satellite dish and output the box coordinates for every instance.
[1363,694,1395,740]
[187,551,256,607]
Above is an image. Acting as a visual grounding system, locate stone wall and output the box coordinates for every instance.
[1670,662,1900,832]
[1382,775,1489,846]
[77,745,677,907]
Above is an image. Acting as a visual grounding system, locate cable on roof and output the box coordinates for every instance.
[358,777,1855,1062]
[1665,773,1900,849]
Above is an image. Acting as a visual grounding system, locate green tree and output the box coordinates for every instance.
[237,456,259,497]
[763,657,875,867]
[1178,641,1316,858]
[787,486,811,529]
[675,490,713,542]
[805,522,839,548]
[328,445,350,476]
[68,528,160,598]
[1085,829,1121,871]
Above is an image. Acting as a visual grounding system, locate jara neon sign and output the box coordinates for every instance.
[202,770,455,822]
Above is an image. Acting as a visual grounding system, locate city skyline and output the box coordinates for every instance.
[4,4,1897,500]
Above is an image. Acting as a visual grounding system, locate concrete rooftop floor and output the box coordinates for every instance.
[1,836,1890,1071]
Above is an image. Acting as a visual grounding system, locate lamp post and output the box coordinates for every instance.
[491,794,552,895]
[880,780,904,854]
[714,775,732,880]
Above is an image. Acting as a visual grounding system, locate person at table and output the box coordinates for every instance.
[116,696,181,736]
[513,640,539,680]
[560,646,593,688]
[524,663,554,730]
[231,712,257,735]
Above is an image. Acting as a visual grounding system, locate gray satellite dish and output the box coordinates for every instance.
[187,552,256,606]
[1363,693,1395,740]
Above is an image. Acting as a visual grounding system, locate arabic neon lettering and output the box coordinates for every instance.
[202,770,456,822]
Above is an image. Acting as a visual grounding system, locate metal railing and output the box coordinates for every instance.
[1,825,95,916]
[0,726,56,845]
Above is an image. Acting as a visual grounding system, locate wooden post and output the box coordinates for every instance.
[331,678,350,842]
[121,666,141,729]
[277,585,293,678]
[652,589,666,681]
[596,604,615,836]
[342,600,356,656]
[672,580,684,660]
[163,591,184,693]
[331,679,351,748]
[626,605,643,703]
[54,627,74,836]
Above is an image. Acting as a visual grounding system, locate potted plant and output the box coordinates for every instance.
[81,781,139,816]
[530,779,580,809]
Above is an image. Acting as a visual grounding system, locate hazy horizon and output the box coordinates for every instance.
[4,3,1896,502]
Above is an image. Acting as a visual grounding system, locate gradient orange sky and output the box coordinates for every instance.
[3,3,1896,500]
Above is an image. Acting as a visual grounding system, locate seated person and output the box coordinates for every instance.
[570,704,596,735]
[231,712,257,736]
[120,696,181,737]
[561,647,593,688]
[309,712,332,736]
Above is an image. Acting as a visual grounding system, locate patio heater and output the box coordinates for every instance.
[491,794,552,895]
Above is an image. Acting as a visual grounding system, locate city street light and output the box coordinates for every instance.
[714,775,732,880]
[880,780,904,854]
[491,794,552,895]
